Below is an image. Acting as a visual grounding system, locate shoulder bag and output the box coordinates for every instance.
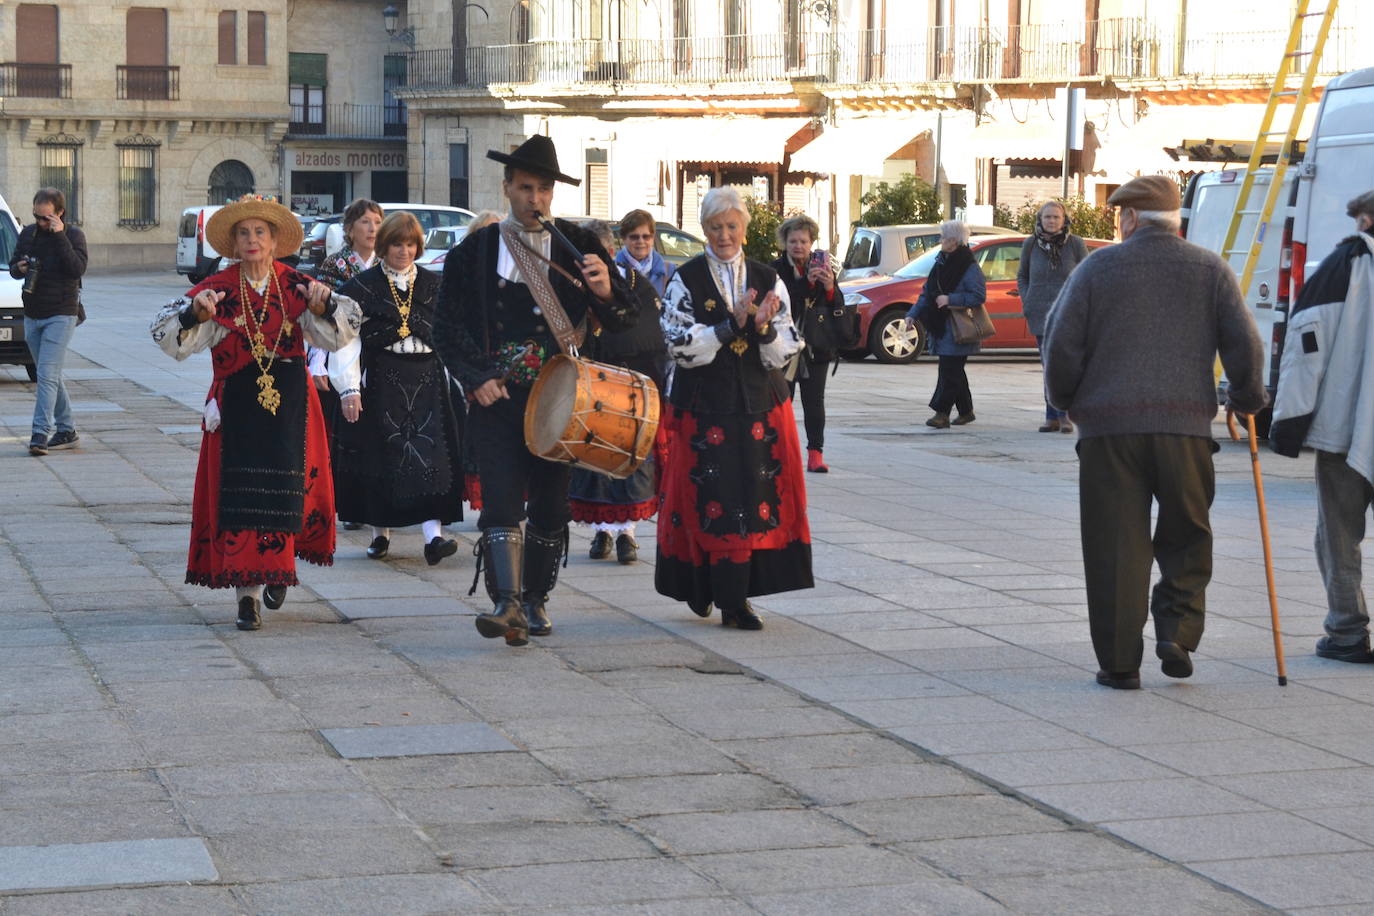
[948,304,996,345]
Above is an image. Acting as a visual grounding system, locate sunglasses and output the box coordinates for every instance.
[624,233,653,241]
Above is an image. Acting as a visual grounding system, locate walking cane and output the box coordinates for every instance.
[1245,413,1289,686]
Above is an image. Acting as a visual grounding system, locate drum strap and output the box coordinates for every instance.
[501,222,585,356]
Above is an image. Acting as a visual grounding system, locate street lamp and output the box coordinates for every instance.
[382,4,417,47]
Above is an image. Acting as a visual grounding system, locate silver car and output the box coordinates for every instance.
[840,223,1017,281]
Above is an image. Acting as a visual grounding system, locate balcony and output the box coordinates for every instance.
[116,65,179,101]
[402,18,1361,91]
[287,103,407,140]
[0,63,71,98]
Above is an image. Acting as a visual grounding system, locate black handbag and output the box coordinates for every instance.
[803,294,861,355]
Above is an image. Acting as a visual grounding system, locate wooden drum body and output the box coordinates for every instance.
[524,354,660,479]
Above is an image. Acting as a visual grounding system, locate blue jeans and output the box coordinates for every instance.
[1035,335,1067,421]
[24,314,77,439]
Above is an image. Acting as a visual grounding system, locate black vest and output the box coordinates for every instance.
[342,266,442,352]
[668,256,788,415]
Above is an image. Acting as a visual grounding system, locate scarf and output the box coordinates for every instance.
[923,244,975,337]
[704,246,748,313]
[381,260,416,292]
[616,246,669,296]
[1033,215,1073,269]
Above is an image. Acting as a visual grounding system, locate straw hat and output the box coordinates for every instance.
[205,194,304,259]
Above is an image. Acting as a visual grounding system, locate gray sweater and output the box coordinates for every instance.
[1017,233,1089,336]
[1042,224,1267,440]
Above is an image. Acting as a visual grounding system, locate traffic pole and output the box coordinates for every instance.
[1246,413,1288,686]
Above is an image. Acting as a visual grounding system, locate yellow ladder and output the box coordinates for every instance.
[1219,0,1340,295]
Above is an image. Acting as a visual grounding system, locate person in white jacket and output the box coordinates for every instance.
[1271,189,1374,663]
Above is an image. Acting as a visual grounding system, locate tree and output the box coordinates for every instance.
[993,196,1117,240]
[743,195,785,263]
[857,174,941,227]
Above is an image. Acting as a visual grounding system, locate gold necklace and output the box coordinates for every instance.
[233,267,289,414]
[386,266,416,339]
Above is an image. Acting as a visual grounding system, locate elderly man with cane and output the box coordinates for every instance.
[1043,175,1267,689]
[1271,190,1374,664]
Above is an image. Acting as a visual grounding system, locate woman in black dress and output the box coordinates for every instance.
[329,211,464,564]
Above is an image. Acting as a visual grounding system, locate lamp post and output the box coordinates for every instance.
[382,4,417,47]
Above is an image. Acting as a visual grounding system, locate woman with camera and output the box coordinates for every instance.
[9,187,87,456]
[771,214,837,473]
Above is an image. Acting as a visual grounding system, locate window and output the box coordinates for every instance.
[672,0,690,72]
[724,0,747,70]
[218,11,236,65]
[208,159,254,205]
[39,139,79,223]
[844,230,878,270]
[117,138,158,227]
[658,227,703,260]
[449,144,469,209]
[585,148,608,218]
[904,234,937,260]
[123,8,173,100]
[977,242,1021,282]
[288,53,327,133]
[383,55,407,137]
[247,11,266,66]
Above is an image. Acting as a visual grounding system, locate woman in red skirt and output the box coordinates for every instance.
[655,186,814,629]
[150,196,361,631]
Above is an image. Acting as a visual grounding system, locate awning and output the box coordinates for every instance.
[788,117,930,175]
[667,117,811,164]
[1091,104,1318,174]
[966,118,1069,161]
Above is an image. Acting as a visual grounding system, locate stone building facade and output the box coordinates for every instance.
[0,0,406,267]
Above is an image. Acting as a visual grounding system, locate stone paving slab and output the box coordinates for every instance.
[0,838,217,893]
[319,722,518,758]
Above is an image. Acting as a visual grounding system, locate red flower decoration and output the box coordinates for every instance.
[758,502,770,520]
[706,426,725,445]
[705,501,723,519]
[751,422,765,440]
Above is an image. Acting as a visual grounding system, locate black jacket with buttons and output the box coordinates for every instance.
[432,220,637,392]
[9,222,88,319]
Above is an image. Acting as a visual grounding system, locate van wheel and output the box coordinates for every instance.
[870,308,925,364]
[24,363,37,382]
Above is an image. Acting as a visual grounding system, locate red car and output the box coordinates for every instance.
[840,234,1112,363]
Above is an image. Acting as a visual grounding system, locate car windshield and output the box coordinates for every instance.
[894,247,942,279]
[0,215,17,265]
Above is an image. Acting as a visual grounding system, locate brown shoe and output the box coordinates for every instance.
[925,412,950,429]
[951,412,975,426]
[1038,419,1061,433]
[1060,420,1075,434]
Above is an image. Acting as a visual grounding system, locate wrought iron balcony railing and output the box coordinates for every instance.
[287,103,407,139]
[0,62,71,99]
[116,65,179,101]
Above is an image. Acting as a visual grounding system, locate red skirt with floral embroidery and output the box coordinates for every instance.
[655,400,813,604]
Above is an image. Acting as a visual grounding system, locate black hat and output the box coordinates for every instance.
[487,134,581,186]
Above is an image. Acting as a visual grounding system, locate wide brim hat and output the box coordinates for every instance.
[205,196,304,259]
[487,134,581,186]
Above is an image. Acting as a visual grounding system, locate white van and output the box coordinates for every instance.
[176,206,223,283]
[0,193,30,378]
[1182,167,1296,422]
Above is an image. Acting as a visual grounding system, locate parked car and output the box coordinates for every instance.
[0,193,30,379]
[301,204,478,276]
[297,216,340,277]
[564,217,705,267]
[840,223,1018,281]
[417,224,469,270]
[840,234,1112,363]
[176,205,225,284]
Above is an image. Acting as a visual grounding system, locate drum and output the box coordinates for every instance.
[524,354,661,479]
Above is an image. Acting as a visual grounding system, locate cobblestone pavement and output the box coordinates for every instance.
[0,269,1361,913]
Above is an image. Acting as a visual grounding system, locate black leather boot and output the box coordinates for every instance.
[522,526,566,637]
[472,527,528,647]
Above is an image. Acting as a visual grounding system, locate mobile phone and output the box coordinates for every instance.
[808,250,827,271]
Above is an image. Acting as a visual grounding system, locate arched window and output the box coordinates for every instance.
[208,160,255,205]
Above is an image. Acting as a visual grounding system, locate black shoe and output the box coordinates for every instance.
[342,521,363,531]
[424,536,458,566]
[615,534,639,565]
[720,603,764,630]
[688,598,713,618]
[262,584,287,610]
[473,528,529,646]
[1095,670,1141,690]
[951,412,976,426]
[1156,641,1194,678]
[236,596,262,631]
[366,536,389,559]
[1316,636,1374,663]
[589,530,613,560]
[47,430,79,450]
[521,526,565,638]
[28,434,48,456]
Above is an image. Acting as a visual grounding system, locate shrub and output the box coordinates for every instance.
[743,195,785,263]
[994,196,1117,240]
[858,174,941,227]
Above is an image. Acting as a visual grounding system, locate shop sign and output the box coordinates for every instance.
[292,194,334,216]
[290,148,407,171]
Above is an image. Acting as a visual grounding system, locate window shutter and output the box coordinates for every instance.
[247,11,267,66]
[126,8,168,66]
[16,5,59,65]
[218,11,237,65]
[289,52,327,86]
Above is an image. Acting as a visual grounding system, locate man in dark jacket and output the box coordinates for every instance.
[1043,175,1267,689]
[1270,190,1374,663]
[9,187,87,456]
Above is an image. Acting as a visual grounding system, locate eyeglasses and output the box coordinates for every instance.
[624,233,654,241]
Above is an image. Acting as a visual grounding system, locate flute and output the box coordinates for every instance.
[534,211,585,263]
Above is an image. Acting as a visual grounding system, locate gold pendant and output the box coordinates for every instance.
[251,342,268,359]
[704,298,717,312]
[255,373,281,414]
[729,337,749,356]
[397,326,411,339]
[281,318,294,336]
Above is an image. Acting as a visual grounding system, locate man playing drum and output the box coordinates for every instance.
[432,135,639,647]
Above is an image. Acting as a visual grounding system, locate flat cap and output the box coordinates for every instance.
[1107,175,1180,212]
